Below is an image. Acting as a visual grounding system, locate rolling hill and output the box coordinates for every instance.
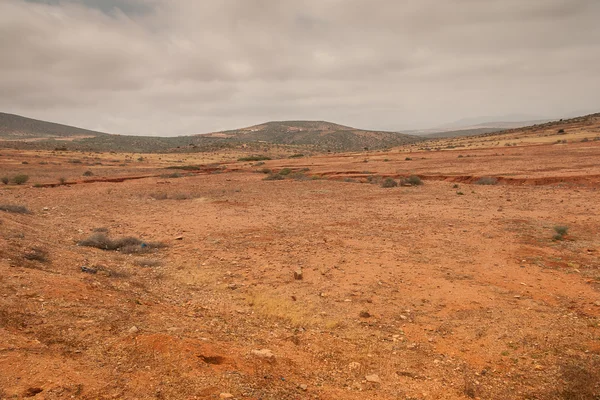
[0,112,109,140]
[199,120,421,151]
[0,114,422,153]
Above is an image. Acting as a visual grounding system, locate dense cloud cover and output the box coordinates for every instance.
[1,0,599,135]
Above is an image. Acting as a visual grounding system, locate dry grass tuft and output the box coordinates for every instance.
[0,204,31,214]
[78,233,166,254]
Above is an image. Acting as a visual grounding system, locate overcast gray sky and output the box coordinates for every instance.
[1,0,599,135]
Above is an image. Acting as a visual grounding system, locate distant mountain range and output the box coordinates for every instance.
[0,113,421,153]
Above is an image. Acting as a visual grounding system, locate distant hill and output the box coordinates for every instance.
[0,112,109,140]
[0,114,422,153]
[199,120,421,151]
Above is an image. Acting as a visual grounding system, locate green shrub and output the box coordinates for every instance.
[289,154,304,158]
[13,175,29,185]
[238,155,271,162]
[553,225,569,240]
[381,178,398,188]
[278,168,292,176]
[401,175,423,186]
[83,170,94,176]
[263,173,284,181]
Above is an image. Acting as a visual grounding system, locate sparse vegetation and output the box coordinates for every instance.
[13,174,29,185]
[78,233,166,254]
[475,177,498,185]
[263,173,285,181]
[553,225,569,240]
[83,170,94,176]
[381,177,398,188]
[1,177,8,185]
[238,155,271,162]
[278,168,292,176]
[289,153,304,158]
[0,204,31,214]
[59,177,67,185]
[401,175,423,186]
[165,165,202,171]
[23,248,49,263]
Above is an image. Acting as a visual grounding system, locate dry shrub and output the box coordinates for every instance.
[78,233,165,254]
[23,248,49,263]
[0,204,31,214]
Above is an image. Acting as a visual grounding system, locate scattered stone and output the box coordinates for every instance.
[42,207,49,211]
[365,374,381,383]
[251,349,275,359]
[298,384,308,391]
[174,236,184,241]
[80,266,97,274]
[359,310,371,318]
[227,283,238,290]
[24,387,44,397]
[399,315,408,320]
[219,393,234,399]
[128,326,139,334]
[514,295,521,299]
[594,301,600,307]
[348,362,361,370]
[293,269,303,280]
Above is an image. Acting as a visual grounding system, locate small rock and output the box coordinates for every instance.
[42,207,49,211]
[365,374,381,383]
[128,326,139,334]
[227,283,238,290]
[174,236,184,241]
[219,393,234,399]
[293,269,303,280]
[359,310,371,318]
[298,384,308,391]
[594,301,600,307]
[81,266,97,274]
[251,349,274,359]
[348,362,361,370]
[399,315,408,320]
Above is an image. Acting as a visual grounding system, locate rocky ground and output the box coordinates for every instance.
[1,139,599,399]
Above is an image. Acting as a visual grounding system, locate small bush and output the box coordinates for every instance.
[558,129,565,134]
[254,161,265,167]
[453,184,460,189]
[401,175,423,186]
[238,155,271,162]
[259,168,272,174]
[475,177,498,185]
[381,178,398,188]
[23,248,49,263]
[279,168,292,176]
[59,177,67,185]
[553,225,569,240]
[1,177,8,185]
[78,233,165,254]
[263,173,284,181]
[289,154,304,158]
[13,175,29,185]
[405,157,412,161]
[581,137,589,143]
[83,170,94,176]
[457,191,464,195]
[166,165,202,171]
[68,159,82,164]
[0,204,31,214]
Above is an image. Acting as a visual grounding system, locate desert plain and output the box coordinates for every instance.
[1,120,600,400]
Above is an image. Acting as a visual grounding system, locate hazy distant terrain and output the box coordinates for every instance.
[0,114,422,153]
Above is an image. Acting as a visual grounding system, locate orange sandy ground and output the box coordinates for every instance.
[1,141,599,399]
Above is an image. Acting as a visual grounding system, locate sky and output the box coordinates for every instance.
[1,0,599,136]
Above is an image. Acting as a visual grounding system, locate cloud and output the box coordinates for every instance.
[1,0,599,135]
